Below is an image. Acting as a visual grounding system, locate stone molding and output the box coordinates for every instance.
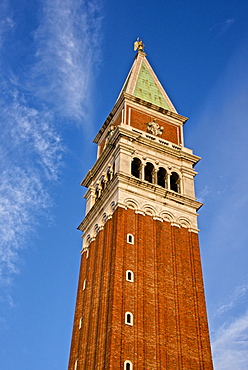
[80,199,200,250]
[80,202,200,251]
[82,124,200,189]
[93,91,189,144]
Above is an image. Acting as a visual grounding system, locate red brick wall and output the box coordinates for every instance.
[127,106,181,144]
[97,107,181,157]
[68,207,213,369]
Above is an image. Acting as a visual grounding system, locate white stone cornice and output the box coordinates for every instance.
[93,95,125,144]
[81,247,89,255]
[117,125,200,165]
[92,87,189,146]
[81,142,116,187]
[189,228,200,234]
[117,172,202,211]
[123,93,185,122]
[153,216,163,222]
[135,210,146,216]
[171,222,181,228]
[81,125,200,191]
[116,203,127,210]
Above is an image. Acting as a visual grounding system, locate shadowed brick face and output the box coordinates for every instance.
[68,208,213,370]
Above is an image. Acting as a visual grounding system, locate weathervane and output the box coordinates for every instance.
[134,37,145,52]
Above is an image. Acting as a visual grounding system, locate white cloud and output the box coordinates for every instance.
[216,281,248,316]
[197,185,210,203]
[212,311,248,370]
[0,88,64,180]
[31,0,102,120]
[190,39,248,370]
[0,0,102,290]
[0,86,64,287]
[210,18,235,36]
[0,167,49,287]
[0,1,14,48]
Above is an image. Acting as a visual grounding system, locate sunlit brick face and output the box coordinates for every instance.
[69,48,213,369]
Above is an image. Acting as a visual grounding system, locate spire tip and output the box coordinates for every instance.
[134,37,145,52]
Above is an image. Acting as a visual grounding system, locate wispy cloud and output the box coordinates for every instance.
[31,0,102,120]
[0,1,14,48]
[212,311,248,370]
[211,280,248,369]
[190,39,248,369]
[0,88,64,180]
[197,185,210,203]
[0,168,49,286]
[0,0,102,290]
[216,280,248,316]
[210,18,235,36]
[0,85,64,288]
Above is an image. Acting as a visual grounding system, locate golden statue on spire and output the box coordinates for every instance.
[134,38,145,51]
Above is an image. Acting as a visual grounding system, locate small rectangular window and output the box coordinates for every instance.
[79,317,82,329]
[124,360,133,370]
[74,359,78,370]
[125,312,133,326]
[126,270,134,282]
[127,234,134,244]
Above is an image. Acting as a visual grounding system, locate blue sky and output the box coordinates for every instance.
[0,0,248,369]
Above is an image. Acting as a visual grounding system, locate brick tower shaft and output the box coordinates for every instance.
[68,43,213,370]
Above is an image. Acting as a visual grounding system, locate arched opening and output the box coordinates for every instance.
[126,270,134,282]
[144,162,154,183]
[107,167,112,182]
[74,359,78,370]
[170,172,180,193]
[157,167,166,188]
[100,177,105,191]
[95,184,101,198]
[131,157,141,179]
[126,313,131,324]
[125,312,133,326]
[124,360,133,370]
[127,234,134,244]
[79,317,82,329]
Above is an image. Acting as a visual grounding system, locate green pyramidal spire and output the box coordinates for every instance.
[117,43,177,113]
[133,61,171,110]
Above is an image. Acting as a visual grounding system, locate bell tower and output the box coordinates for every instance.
[68,41,213,370]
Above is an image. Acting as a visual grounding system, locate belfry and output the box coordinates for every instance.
[68,40,213,369]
